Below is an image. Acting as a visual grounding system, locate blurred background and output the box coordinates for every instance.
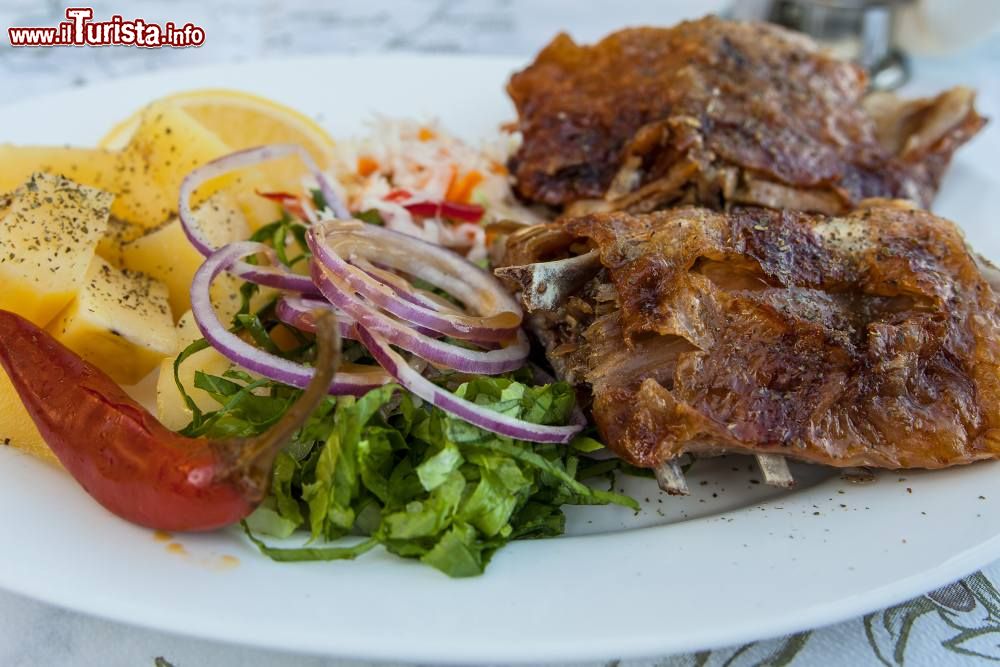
[1,0,1000,102]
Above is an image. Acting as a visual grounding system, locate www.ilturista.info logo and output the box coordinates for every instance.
[7,8,205,48]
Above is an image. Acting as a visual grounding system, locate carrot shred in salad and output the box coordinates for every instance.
[316,117,542,261]
[446,169,484,204]
[356,155,379,177]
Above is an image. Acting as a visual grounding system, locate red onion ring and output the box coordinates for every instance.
[180,149,581,443]
[178,144,347,293]
[275,296,357,339]
[191,241,391,395]
[308,221,522,342]
[355,325,581,443]
[312,262,529,374]
[353,258,463,315]
[352,259,500,348]
[278,289,443,341]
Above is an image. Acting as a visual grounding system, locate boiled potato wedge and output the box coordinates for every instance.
[96,218,146,267]
[157,309,233,430]
[155,347,233,431]
[112,103,233,228]
[174,309,203,349]
[229,176,285,231]
[47,256,177,385]
[0,368,58,467]
[0,145,118,194]
[0,172,111,326]
[121,193,249,320]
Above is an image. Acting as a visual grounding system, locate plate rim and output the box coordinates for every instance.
[0,52,999,664]
[2,446,998,664]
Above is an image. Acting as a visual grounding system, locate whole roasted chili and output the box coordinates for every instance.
[0,308,341,532]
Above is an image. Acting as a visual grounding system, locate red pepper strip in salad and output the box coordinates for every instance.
[386,189,485,223]
[0,308,341,532]
[256,189,310,221]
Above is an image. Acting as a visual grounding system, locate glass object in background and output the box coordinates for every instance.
[730,0,909,89]
[732,0,1000,90]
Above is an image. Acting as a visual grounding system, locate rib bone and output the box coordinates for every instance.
[494,251,602,312]
[654,459,689,495]
[755,454,795,488]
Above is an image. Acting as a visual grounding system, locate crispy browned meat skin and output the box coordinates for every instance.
[507,18,985,214]
[500,203,1000,469]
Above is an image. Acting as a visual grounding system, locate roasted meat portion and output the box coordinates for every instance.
[507,18,984,216]
[498,202,1000,470]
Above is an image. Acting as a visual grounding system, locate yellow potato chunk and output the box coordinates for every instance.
[158,309,232,431]
[112,103,233,228]
[95,218,145,267]
[0,173,111,325]
[158,309,275,431]
[47,256,177,385]
[227,172,287,230]
[121,193,250,320]
[0,145,119,194]
[175,309,203,350]
[0,368,58,467]
[155,347,232,431]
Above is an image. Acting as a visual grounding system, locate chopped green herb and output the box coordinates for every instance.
[354,208,384,226]
[310,188,327,212]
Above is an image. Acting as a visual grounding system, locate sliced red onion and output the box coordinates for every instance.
[223,245,318,294]
[312,262,529,374]
[191,241,390,395]
[356,325,581,444]
[178,144,346,293]
[275,296,357,339]
[308,221,522,342]
[353,258,463,315]
[356,260,498,344]
[352,261,499,348]
[277,292,444,341]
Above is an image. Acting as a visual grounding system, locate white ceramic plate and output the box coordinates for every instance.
[0,55,999,664]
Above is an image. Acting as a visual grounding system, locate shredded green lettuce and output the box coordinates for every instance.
[187,368,637,577]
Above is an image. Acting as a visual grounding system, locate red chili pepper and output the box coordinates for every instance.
[256,189,310,221]
[0,309,340,532]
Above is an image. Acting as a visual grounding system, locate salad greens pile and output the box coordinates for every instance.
[180,362,638,577]
[176,361,637,577]
[174,209,638,577]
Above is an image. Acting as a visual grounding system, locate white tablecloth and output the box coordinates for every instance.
[1,1,999,665]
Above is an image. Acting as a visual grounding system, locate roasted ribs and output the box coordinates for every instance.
[498,202,1000,470]
[507,18,984,216]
